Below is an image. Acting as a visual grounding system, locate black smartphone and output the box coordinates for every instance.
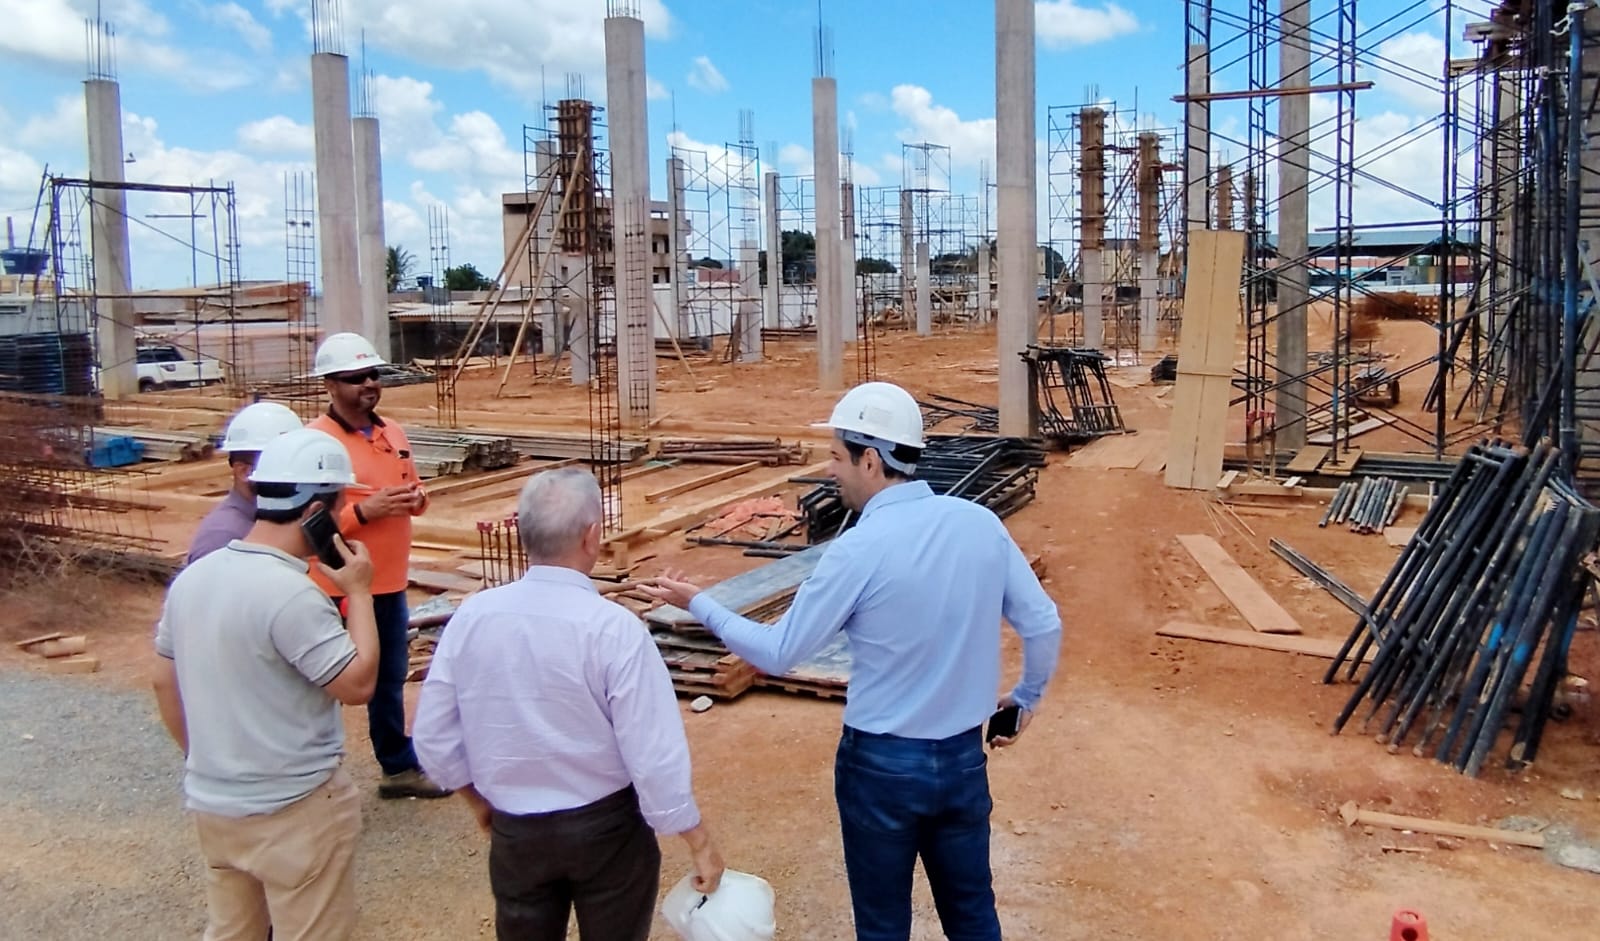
[301,504,345,570]
[985,705,1022,743]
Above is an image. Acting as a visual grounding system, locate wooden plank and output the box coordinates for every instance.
[607,460,829,546]
[1321,448,1364,477]
[1167,230,1246,489]
[620,460,680,481]
[1284,445,1330,474]
[29,636,89,659]
[14,632,65,649]
[646,543,829,631]
[1338,802,1545,849]
[408,568,482,594]
[1158,621,1371,661]
[1175,534,1303,634]
[423,462,534,498]
[645,461,763,504]
[1309,416,1395,446]
[1216,469,1240,490]
[45,655,101,674]
[1385,526,1418,548]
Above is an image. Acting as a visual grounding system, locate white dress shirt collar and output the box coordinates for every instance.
[520,564,600,593]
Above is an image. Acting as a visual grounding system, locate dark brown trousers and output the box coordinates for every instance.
[488,786,661,941]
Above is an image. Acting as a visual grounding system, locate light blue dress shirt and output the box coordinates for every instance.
[689,480,1062,740]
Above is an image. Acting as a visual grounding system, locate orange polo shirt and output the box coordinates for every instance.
[307,408,428,596]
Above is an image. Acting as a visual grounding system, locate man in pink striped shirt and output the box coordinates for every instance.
[413,468,723,941]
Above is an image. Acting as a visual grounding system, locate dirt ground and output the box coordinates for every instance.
[4,321,1600,939]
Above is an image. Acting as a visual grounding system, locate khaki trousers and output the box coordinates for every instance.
[191,767,362,941]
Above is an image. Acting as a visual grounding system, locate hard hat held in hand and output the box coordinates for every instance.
[249,428,357,487]
[661,870,776,941]
[220,402,303,453]
[312,332,387,377]
[817,381,925,449]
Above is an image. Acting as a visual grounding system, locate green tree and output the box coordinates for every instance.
[444,263,494,291]
[690,256,724,269]
[1040,244,1067,280]
[386,245,415,292]
[856,256,896,275]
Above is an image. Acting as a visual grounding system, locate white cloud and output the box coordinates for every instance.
[647,75,670,100]
[851,162,882,186]
[889,84,995,170]
[778,143,812,176]
[686,55,729,94]
[297,0,673,101]
[237,115,314,155]
[1036,1,1139,49]
[0,0,249,90]
[1368,32,1447,114]
[18,96,86,150]
[202,2,272,53]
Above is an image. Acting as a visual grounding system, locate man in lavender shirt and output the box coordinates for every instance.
[187,402,304,564]
[413,468,724,941]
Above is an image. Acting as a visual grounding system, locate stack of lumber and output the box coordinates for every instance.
[92,426,213,462]
[408,428,518,471]
[656,437,811,466]
[646,544,849,699]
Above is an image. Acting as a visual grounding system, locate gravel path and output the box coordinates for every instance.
[0,670,498,940]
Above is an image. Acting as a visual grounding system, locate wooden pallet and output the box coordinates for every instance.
[754,676,847,700]
[660,649,758,699]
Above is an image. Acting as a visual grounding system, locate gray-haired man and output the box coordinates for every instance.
[414,468,724,941]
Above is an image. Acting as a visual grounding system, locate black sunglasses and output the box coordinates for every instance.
[333,370,381,385]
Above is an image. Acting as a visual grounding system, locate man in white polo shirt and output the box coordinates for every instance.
[152,428,382,940]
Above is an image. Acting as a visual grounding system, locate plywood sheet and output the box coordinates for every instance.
[1176,534,1303,634]
[1167,230,1245,490]
[1158,621,1369,661]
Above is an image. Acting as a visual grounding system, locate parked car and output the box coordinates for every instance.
[135,345,226,392]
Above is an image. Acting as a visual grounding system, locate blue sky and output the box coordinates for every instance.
[0,1,1457,288]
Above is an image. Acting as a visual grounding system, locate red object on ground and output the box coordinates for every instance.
[1390,909,1428,941]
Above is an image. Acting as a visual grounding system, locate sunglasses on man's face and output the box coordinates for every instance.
[334,370,381,386]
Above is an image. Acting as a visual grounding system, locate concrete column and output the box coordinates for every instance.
[899,189,915,321]
[311,52,362,337]
[996,0,1036,436]
[763,170,781,329]
[84,78,136,398]
[667,155,686,337]
[565,255,591,385]
[1137,131,1161,351]
[738,238,761,362]
[977,240,992,322]
[1185,44,1211,233]
[1215,163,1235,230]
[915,241,932,336]
[605,12,656,426]
[1081,107,1106,349]
[1082,247,1103,347]
[840,180,856,343]
[353,116,389,356]
[1276,0,1311,449]
[812,76,843,390]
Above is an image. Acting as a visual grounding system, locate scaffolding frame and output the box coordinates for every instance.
[773,174,819,330]
[671,133,763,353]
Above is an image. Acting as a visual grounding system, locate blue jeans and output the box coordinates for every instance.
[834,725,1000,941]
[369,591,419,776]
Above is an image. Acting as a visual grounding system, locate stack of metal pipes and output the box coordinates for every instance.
[1319,475,1409,534]
[1325,440,1600,776]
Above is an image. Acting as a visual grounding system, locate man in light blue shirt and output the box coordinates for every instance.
[646,381,1061,941]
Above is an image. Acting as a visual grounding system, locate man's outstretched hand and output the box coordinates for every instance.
[638,569,706,609]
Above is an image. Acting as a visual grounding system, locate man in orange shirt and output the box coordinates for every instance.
[308,332,451,800]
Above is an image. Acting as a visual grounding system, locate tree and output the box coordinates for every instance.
[444,263,494,291]
[856,256,896,275]
[386,245,415,292]
[1039,244,1067,280]
[690,256,724,269]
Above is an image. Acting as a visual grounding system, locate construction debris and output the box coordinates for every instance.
[1327,440,1600,776]
[1338,801,1546,849]
[92,426,212,463]
[800,435,1045,542]
[655,437,810,466]
[919,394,999,434]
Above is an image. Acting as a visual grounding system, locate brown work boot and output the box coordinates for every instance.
[378,769,453,800]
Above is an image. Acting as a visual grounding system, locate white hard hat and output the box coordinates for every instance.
[661,871,776,941]
[220,402,303,453]
[312,332,387,377]
[249,428,357,511]
[816,381,925,475]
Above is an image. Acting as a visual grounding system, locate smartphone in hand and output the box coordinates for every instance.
[301,504,345,570]
[985,704,1022,743]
